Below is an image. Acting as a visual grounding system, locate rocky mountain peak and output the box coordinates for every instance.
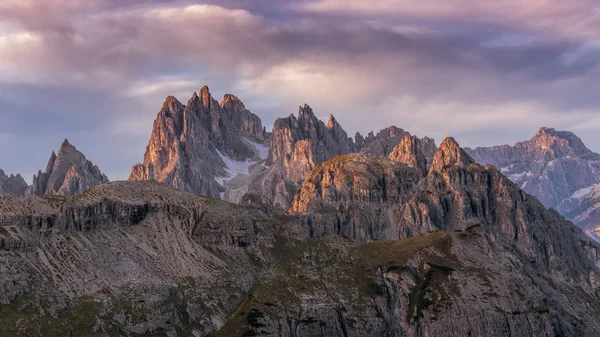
[130,85,269,200]
[30,140,109,196]
[326,114,337,129]
[58,138,78,156]
[200,85,212,107]
[429,137,474,173]
[388,135,428,178]
[532,126,592,157]
[288,153,419,216]
[0,169,28,195]
[355,125,411,156]
[466,127,600,209]
[220,93,241,107]
[298,104,315,120]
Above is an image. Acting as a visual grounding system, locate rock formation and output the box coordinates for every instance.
[466,127,600,209]
[356,125,437,162]
[0,170,27,195]
[29,139,109,196]
[131,87,440,209]
[129,86,269,202]
[244,105,355,209]
[563,184,600,240]
[2,140,600,335]
[388,135,431,178]
[288,153,420,241]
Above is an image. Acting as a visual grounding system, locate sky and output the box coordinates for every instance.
[1,0,600,182]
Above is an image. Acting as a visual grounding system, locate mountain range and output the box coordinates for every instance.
[2,85,600,336]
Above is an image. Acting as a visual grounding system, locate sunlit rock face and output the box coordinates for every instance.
[2,142,600,336]
[244,105,355,209]
[387,135,430,179]
[466,127,600,210]
[129,86,270,202]
[28,139,109,196]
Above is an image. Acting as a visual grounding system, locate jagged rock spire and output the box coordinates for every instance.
[30,140,109,196]
[429,137,474,173]
[200,85,212,107]
[388,135,428,178]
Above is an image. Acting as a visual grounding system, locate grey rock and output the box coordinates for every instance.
[388,135,430,178]
[0,169,28,195]
[29,139,109,196]
[129,86,269,201]
[466,127,600,209]
[245,105,355,209]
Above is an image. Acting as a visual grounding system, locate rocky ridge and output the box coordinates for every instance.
[1,136,600,336]
[129,86,270,203]
[28,139,109,196]
[0,169,28,195]
[244,106,355,209]
[130,86,438,209]
[564,185,600,240]
[466,127,600,209]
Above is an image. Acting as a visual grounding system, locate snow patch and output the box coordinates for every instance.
[571,184,598,199]
[215,150,253,186]
[243,139,269,160]
[509,171,533,181]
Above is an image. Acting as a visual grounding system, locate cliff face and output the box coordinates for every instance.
[132,87,439,208]
[244,106,355,209]
[289,137,600,276]
[29,139,109,196]
[564,185,600,240]
[387,135,430,178]
[0,170,27,195]
[1,150,600,336]
[129,86,270,201]
[466,127,600,209]
[288,153,420,241]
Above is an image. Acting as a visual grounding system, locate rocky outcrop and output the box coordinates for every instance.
[563,185,600,240]
[129,86,270,201]
[2,161,600,336]
[388,135,430,178]
[245,105,354,209]
[356,126,437,162]
[29,139,109,196]
[466,127,600,209]
[0,170,27,195]
[428,136,474,173]
[288,153,420,241]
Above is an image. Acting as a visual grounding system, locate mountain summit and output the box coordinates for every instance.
[129,86,270,201]
[29,139,109,196]
[466,128,600,208]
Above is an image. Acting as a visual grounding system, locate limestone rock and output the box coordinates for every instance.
[466,127,600,209]
[245,105,354,209]
[288,153,420,241]
[388,135,430,178]
[129,86,269,201]
[0,170,27,195]
[29,139,109,196]
[1,170,599,336]
[429,136,475,173]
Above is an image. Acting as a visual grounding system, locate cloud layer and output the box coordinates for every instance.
[0,0,599,181]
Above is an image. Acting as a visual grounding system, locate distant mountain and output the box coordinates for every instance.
[466,127,600,209]
[0,169,27,195]
[28,139,109,196]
